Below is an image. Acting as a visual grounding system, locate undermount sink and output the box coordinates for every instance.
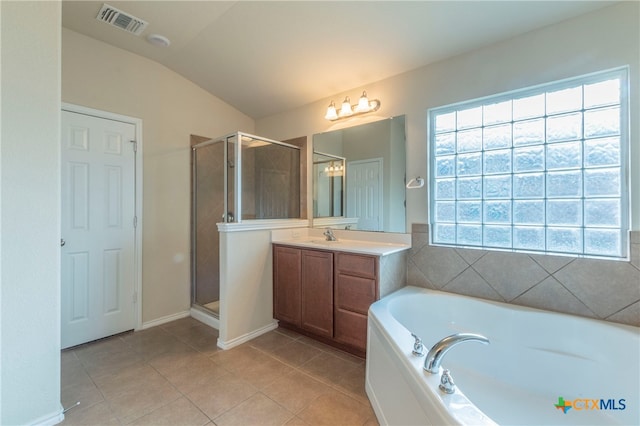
[310,239,341,244]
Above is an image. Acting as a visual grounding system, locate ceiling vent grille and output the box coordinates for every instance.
[96,3,148,36]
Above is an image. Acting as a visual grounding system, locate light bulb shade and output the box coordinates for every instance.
[324,101,338,120]
[355,91,371,113]
[340,97,353,116]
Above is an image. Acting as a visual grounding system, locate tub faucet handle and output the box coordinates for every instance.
[439,369,456,394]
[411,333,425,356]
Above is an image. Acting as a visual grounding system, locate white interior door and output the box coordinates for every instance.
[346,158,383,231]
[61,110,137,349]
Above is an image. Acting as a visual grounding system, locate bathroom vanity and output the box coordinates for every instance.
[271,230,410,357]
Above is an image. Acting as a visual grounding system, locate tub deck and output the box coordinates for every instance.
[366,286,639,425]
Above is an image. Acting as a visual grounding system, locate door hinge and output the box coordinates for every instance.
[133,215,138,228]
[132,291,138,303]
[130,140,137,152]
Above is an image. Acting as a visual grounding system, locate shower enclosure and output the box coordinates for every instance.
[191,132,301,318]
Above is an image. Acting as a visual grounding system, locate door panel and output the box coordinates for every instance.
[273,245,302,326]
[61,110,136,349]
[346,159,382,231]
[69,252,90,321]
[301,249,333,338]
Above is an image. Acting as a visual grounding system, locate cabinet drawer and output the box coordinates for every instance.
[336,253,376,278]
[334,309,367,351]
[335,274,376,315]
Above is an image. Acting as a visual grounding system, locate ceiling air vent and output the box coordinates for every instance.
[96,3,148,36]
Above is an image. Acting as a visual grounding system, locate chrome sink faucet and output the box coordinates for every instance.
[323,228,337,241]
[423,333,490,374]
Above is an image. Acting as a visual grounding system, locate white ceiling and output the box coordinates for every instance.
[62,1,615,119]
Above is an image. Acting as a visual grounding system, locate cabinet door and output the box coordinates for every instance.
[273,245,301,327]
[334,309,368,350]
[301,249,334,338]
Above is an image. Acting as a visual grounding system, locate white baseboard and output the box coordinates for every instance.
[217,321,278,350]
[31,406,64,426]
[190,307,220,330]
[141,310,190,330]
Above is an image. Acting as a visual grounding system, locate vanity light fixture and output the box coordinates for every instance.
[324,163,344,176]
[325,91,381,121]
[324,101,338,120]
[340,97,353,117]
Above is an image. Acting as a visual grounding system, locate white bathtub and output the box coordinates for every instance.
[366,286,639,425]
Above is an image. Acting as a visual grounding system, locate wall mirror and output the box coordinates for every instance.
[312,115,406,232]
[313,151,345,218]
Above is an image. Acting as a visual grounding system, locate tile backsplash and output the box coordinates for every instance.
[408,224,640,327]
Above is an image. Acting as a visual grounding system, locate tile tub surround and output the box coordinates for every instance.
[408,224,640,327]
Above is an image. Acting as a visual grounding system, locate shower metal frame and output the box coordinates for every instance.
[192,131,301,225]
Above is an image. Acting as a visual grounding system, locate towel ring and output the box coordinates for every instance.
[406,177,424,189]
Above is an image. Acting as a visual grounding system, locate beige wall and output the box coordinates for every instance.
[1,1,63,423]
[256,3,640,324]
[62,29,255,323]
[256,2,640,232]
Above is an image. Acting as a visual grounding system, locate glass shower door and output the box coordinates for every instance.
[192,140,225,315]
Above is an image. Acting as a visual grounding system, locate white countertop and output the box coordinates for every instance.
[271,228,411,257]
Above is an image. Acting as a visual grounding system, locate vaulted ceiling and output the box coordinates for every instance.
[62,1,615,119]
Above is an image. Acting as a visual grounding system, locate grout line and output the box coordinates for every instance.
[247,335,372,408]
[605,299,639,322]
[62,323,375,425]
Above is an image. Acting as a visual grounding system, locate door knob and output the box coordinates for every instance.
[60,239,66,247]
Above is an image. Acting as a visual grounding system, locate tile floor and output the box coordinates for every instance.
[61,317,379,425]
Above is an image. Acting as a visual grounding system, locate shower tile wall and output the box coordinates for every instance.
[242,147,256,219]
[283,136,307,220]
[379,251,408,297]
[243,144,301,220]
[408,224,640,327]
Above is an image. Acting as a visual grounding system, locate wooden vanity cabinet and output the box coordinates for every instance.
[273,245,333,338]
[273,244,380,356]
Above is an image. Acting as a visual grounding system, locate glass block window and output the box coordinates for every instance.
[429,68,629,258]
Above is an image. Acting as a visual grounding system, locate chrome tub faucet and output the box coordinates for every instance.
[423,333,490,374]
